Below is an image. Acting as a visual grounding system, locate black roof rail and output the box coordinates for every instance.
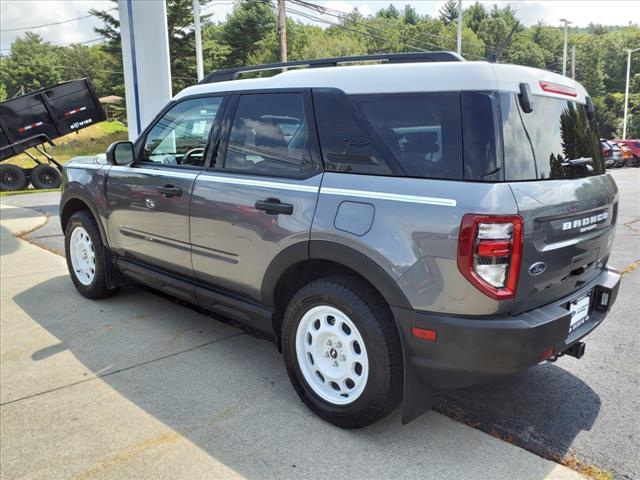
[200,51,464,84]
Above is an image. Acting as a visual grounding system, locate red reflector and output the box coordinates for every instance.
[540,347,556,361]
[411,327,437,342]
[539,80,577,97]
[477,240,511,257]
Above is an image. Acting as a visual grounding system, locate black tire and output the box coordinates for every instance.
[0,164,28,192]
[282,276,403,428]
[30,164,62,189]
[64,210,118,299]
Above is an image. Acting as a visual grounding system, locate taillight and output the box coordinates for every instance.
[539,80,577,97]
[457,214,523,300]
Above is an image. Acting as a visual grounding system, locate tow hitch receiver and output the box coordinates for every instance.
[562,341,586,359]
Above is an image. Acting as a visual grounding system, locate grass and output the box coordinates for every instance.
[4,121,128,169]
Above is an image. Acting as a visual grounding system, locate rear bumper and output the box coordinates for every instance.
[393,267,620,390]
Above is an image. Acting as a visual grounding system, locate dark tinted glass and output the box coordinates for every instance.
[353,93,463,179]
[461,92,501,181]
[501,93,604,180]
[142,97,223,167]
[313,91,393,176]
[225,93,314,177]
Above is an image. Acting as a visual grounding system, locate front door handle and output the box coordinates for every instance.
[157,185,183,198]
[255,198,293,215]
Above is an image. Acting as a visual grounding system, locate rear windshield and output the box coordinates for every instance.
[501,93,604,180]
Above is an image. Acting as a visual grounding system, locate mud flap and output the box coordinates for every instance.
[401,350,435,424]
[397,317,435,424]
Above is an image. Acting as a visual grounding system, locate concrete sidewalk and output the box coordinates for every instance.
[0,203,584,480]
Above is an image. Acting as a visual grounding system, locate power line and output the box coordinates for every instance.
[0,8,117,33]
[290,0,498,56]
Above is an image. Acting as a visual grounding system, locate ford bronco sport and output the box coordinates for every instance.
[60,53,621,428]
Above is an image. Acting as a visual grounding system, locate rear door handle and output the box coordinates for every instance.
[157,185,183,198]
[255,198,293,215]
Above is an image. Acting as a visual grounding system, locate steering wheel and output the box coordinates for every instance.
[182,147,205,165]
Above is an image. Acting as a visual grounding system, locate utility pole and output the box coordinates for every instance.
[560,18,572,76]
[193,0,204,81]
[456,0,463,56]
[623,47,640,140]
[571,45,576,79]
[277,0,287,64]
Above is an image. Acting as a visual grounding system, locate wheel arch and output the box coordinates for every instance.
[60,189,108,246]
[263,240,411,347]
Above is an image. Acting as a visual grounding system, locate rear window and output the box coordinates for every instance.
[501,94,604,180]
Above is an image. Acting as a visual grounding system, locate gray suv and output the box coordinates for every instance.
[60,53,621,428]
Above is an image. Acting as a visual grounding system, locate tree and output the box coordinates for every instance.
[402,5,420,25]
[0,33,62,96]
[439,1,459,26]
[222,0,276,67]
[90,0,209,94]
[377,4,400,20]
[463,2,488,34]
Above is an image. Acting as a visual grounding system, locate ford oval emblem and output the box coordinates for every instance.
[529,262,546,276]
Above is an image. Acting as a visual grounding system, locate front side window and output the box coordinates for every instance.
[224,93,314,177]
[141,96,224,167]
[352,92,463,180]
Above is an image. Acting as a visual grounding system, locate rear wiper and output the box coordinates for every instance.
[561,157,593,168]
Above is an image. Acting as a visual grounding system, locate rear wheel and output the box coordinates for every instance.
[30,164,61,189]
[0,164,28,191]
[282,276,402,428]
[65,211,118,299]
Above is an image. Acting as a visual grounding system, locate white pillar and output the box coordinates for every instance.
[118,0,173,141]
[194,0,204,81]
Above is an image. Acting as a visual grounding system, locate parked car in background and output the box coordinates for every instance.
[601,140,624,168]
[612,139,640,167]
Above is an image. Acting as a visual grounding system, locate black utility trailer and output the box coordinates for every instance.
[0,78,106,191]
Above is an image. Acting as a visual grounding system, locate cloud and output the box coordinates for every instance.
[1,0,114,52]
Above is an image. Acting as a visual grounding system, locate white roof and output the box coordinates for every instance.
[175,60,589,104]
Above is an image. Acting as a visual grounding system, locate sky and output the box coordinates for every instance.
[1,0,639,54]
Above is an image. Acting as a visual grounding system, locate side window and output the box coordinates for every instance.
[140,96,224,167]
[313,90,393,176]
[352,92,463,180]
[224,93,314,177]
[461,92,502,181]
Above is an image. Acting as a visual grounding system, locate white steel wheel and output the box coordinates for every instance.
[69,226,96,286]
[295,305,369,405]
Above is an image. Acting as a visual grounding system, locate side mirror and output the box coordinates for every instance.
[585,96,596,121]
[518,82,534,113]
[106,141,134,165]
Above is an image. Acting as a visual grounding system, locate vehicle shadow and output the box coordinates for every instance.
[11,275,600,479]
[0,224,20,256]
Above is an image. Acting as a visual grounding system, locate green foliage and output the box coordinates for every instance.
[221,0,276,66]
[377,4,400,20]
[439,0,460,26]
[2,0,638,139]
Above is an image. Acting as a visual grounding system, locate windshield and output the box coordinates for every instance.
[501,93,604,180]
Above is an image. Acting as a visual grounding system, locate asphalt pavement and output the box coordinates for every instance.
[0,203,583,480]
[2,168,638,479]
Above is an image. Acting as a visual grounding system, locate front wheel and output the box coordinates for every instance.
[65,211,118,299]
[282,276,403,428]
